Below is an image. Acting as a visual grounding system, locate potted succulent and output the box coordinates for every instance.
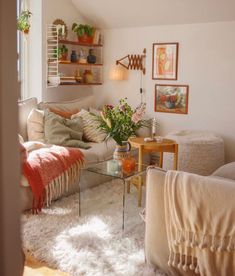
[72,23,95,44]
[53,45,68,61]
[17,10,32,34]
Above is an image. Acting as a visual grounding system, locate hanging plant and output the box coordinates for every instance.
[17,10,32,34]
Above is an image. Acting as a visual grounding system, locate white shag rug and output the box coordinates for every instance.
[22,180,166,276]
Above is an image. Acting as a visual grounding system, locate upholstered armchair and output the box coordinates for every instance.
[145,163,235,276]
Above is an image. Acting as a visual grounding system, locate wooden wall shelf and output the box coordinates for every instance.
[47,25,103,87]
[59,39,103,47]
[60,82,102,86]
[59,61,103,66]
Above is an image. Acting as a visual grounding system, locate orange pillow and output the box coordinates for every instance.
[49,108,79,119]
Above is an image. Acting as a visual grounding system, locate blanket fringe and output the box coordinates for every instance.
[168,229,234,274]
[43,160,82,209]
[170,229,234,253]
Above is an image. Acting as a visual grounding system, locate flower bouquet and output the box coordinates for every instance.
[93,98,148,146]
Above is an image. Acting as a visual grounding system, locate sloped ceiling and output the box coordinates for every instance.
[72,0,235,29]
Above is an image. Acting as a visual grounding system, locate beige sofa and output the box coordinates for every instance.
[145,163,235,276]
[18,95,117,211]
[19,95,150,211]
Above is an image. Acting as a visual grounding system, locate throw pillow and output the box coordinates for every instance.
[89,107,101,116]
[27,108,45,142]
[71,109,106,143]
[44,110,90,149]
[18,134,24,143]
[49,108,79,119]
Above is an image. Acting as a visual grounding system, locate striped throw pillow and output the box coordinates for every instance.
[71,109,106,143]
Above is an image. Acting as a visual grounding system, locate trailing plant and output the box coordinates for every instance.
[17,10,32,34]
[72,23,95,38]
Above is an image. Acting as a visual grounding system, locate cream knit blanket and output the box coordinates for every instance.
[164,170,235,276]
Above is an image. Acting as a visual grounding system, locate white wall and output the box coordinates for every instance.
[93,21,235,162]
[42,0,93,102]
[28,0,43,101]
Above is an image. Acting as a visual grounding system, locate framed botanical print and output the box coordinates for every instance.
[155,84,189,114]
[152,42,179,80]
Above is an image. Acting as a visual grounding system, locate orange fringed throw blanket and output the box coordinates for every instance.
[22,144,84,213]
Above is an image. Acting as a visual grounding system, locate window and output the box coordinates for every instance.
[17,0,29,100]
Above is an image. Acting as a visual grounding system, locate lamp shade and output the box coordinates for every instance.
[109,65,126,80]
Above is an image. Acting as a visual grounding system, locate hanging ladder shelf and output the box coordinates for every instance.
[46,26,103,87]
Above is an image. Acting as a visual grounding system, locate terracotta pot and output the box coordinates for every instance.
[78,34,93,44]
[113,141,131,160]
[60,53,68,61]
[23,29,29,34]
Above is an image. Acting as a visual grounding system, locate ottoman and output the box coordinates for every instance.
[162,130,224,175]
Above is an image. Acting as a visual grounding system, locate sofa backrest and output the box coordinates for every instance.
[18,95,96,141]
[18,97,38,141]
[38,95,96,112]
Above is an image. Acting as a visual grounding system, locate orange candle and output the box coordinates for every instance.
[122,157,136,173]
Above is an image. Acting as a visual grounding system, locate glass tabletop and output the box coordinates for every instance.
[85,160,147,180]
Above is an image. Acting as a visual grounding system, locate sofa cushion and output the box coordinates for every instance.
[72,109,106,143]
[44,110,90,149]
[80,139,116,166]
[18,97,38,141]
[27,108,45,142]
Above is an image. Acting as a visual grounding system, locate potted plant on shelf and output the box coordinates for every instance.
[53,45,68,61]
[17,10,32,34]
[72,23,95,44]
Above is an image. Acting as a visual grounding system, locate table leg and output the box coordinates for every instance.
[78,180,81,216]
[137,145,143,206]
[159,152,163,168]
[127,180,130,193]
[173,144,178,170]
[137,176,142,207]
[122,179,126,233]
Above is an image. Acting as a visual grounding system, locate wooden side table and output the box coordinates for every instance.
[128,137,178,206]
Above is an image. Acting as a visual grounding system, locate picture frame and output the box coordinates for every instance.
[152,42,179,80]
[155,84,189,114]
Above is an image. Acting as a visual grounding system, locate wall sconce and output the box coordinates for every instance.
[109,48,147,103]
[109,65,127,81]
[115,48,146,75]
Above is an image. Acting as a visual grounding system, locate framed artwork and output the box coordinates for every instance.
[155,84,189,114]
[152,42,179,80]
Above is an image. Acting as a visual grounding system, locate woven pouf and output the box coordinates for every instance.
[163,130,224,175]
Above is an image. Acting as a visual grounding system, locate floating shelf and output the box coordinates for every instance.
[58,39,103,47]
[57,61,103,66]
[60,82,102,86]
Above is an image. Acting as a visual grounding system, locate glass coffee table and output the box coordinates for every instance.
[81,160,147,231]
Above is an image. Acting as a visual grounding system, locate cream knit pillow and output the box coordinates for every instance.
[27,108,45,142]
[71,109,106,143]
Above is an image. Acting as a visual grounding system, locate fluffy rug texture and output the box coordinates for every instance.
[22,180,166,276]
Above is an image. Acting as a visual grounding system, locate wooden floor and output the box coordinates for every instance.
[24,255,69,276]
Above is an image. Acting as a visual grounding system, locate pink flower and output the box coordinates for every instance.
[131,112,142,124]
[134,103,146,118]
[119,104,126,112]
[105,104,114,109]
